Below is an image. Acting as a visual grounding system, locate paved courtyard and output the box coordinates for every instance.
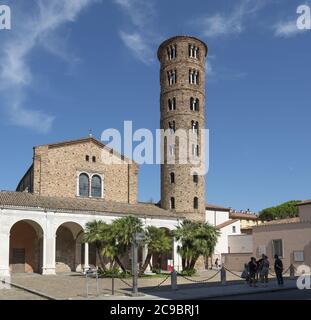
[0,269,293,300]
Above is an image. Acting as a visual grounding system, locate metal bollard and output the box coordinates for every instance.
[171,269,178,290]
[290,264,295,280]
[221,266,226,286]
[112,276,115,295]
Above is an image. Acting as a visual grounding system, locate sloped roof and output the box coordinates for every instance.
[0,192,183,219]
[216,219,239,229]
[254,217,301,227]
[206,203,230,212]
[297,200,311,206]
[229,212,258,220]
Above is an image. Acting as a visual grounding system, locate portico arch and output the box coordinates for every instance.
[9,220,43,274]
[152,227,174,272]
[55,222,84,273]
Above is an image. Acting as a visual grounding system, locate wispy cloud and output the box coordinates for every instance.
[113,0,159,64]
[273,19,305,38]
[0,0,97,133]
[194,0,267,38]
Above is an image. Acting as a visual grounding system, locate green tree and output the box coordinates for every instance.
[83,220,109,270]
[139,226,172,275]
[173,220,219,271]
[259,200,300,221]
[110,216,143,272]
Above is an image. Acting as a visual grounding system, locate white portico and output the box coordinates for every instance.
[0,192,183,278]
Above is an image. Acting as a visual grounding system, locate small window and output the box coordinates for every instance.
[170,172,175,184]
[193,173,199,184]
[167,70,177,85]
[189,69,199,85]
[91,175,102,198]
[85,155,90,162]
[189,44,199,59]
[92,156,96,163]
[190,98,199,111]
[191,120,199,134]
[272,239,283,257]
[167,44,177,60]
[79,173,89,197]
[194,197,199,209]
[169,121,176,133]
[170,197,175,209]
[192,144,199,157]
[168,98,176,111]
[232,226,236,233]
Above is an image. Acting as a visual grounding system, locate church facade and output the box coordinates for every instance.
[0,35,209,278]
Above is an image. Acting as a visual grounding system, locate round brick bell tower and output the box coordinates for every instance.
[158,36,208,221]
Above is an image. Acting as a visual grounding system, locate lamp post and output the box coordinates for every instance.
[132,232,145,296]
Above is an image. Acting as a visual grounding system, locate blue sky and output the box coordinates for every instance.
[0,0,311,212]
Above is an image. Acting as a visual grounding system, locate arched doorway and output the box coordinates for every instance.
[152,228,173,272]
[55,222,84,273]
[9,220,43,274]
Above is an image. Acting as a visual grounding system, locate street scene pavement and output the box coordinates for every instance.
[0,269,303,300]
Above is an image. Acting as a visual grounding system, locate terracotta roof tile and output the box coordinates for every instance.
[229,212,258,220]
[0,192,184,219]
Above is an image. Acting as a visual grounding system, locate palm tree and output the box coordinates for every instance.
[110,216,143,272]
[174,220,219,272]
[83,220,109,270]
[139,226,172,275]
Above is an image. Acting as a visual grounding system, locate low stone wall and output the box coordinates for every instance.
[222,253,252,271]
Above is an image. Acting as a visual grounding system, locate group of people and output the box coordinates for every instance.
[242,254,284,287]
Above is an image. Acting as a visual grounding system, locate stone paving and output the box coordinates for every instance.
[0,269,293,300]
[0,287,45,300]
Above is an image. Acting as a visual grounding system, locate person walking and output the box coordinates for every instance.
[274,254,284,286]
[248,257,258,287]
[241,263,250,285]
[214,258,219,269]
[260,255,270,287]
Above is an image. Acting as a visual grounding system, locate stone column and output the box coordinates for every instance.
[42,234,56,275]
[0,231,10,278]
[173,238,182,272]
[84,242,90,271]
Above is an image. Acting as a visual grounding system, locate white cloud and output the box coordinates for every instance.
[274,20,306,38]
[113,0,158,64]
[197,0,266,38]
[0,0,97,133]
[119,31,154,64]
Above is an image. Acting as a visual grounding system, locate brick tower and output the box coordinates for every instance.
[158,36,208,221]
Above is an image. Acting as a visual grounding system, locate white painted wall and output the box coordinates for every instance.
[205,209,229,226]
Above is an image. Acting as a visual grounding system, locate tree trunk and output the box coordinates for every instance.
[96,246,106,271]
[139,253,152,276]
[114,255,127,273]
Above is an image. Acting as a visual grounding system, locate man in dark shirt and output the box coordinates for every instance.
[248,257,258,287]
[274,254,284,285]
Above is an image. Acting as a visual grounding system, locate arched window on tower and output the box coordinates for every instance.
[191,120,199,134]
[193,173,199,184]
[190,98,199,111]
[169,121,176,133]
[167,44,177,60]
[168,98,176,111]
[91,175,102,198]
[170,172,175,184]
[189,44,199,59]
[194,197,199,209]
[79,173,90,197]
[167,70,177,85]
[170,197,176,209]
